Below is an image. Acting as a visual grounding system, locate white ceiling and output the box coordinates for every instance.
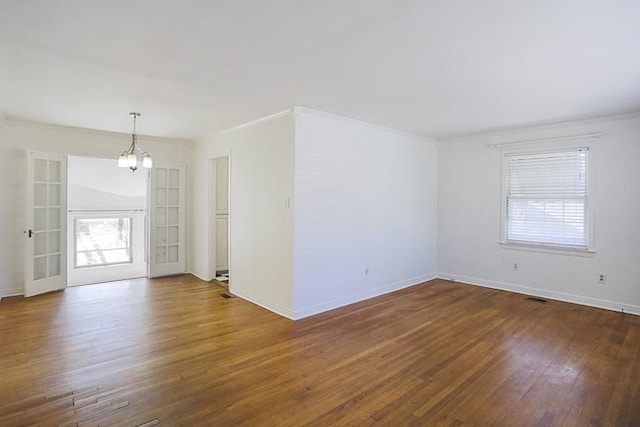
[1,0,639,140]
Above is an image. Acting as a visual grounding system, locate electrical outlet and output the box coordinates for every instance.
[598,274,606,284]
[513,263,519,271]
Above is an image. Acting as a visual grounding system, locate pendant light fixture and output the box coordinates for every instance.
[118,112,152,172]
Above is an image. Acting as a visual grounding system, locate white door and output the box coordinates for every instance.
[215,157,229,272]
[25,151,67,297]
[149,163,186,278]
[215,216,229,271]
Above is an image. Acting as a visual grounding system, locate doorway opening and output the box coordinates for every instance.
[66,156,148,286]
[210,157,230,285]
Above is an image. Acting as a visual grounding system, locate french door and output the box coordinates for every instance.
[25,151,67,297]
[24,154,186,293]
[148,163,186,278]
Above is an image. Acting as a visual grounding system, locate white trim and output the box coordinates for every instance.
[231,287,295,320]
[490,133,601,149]
[498,242,596,257]
[5,116,191,145]
[293,106,439,144]
[293,273,437,320]
[189,271,210,282]
[0,288,25,298]
[443,110,640,142]
[218,109,294,134]
[437,273,640,316]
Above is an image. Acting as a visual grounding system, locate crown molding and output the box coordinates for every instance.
[490,132,603,149]
[2,116,191,146]
[442,110,640,143]
[216,109,294,135]
[293,106,439,144]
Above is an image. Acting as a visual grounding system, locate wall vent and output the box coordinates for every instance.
[525,296,548,304]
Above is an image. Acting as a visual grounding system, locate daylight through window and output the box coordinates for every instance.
[504,148,588,249]
[74,217,133,267]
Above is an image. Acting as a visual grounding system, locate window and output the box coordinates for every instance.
[503,147,589,250]
[74,217,133,267]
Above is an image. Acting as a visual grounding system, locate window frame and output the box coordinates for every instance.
[500,142,595,256]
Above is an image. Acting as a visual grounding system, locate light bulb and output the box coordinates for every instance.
[127,153,137,167]
[142,156,153,168]
[118,154,128,167]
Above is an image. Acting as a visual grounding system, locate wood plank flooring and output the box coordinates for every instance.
[0,276,639,426]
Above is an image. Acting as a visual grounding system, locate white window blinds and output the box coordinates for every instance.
[505,148,588,249]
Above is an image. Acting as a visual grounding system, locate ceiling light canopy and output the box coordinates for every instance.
[118,112,152,172]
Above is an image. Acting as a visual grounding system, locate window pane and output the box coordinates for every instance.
[156,246,167,264]
[48,160,61,183]
[156,168,167,187]
[168,245,179,263]
[168,207,179,225]
[34,208,47,231]
[34,183,47,206]
[48,231,60,253]
[34,256,46,281]
[48,183,61,206]
[168,188,179,206]
[168,169,179,187]
[507,199,585,246]
[33,232,47,256]
[75,217,132,268]
[168,226,178,244]
[156,188,167,206]
[156,207,167,226]
[34,159,48,182]
[49,207,60,230]
[48,254,61,277]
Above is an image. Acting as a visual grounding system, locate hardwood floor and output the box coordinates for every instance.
[0,276,639,426]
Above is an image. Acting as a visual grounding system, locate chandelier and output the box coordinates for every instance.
[118,112,152,172]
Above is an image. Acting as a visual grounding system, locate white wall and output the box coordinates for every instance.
[293,109,439,318]
[68,155,147,210]
[0,120,192,297]
[438,114,640,315]
[191,109,438,320]
[191,113,296,318]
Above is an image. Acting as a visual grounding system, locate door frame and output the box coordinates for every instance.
[65,154,149,286]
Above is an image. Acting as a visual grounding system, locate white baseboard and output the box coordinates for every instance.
[230,287,295,320]
[189,271,212,282]
[0,288,25,299]
[437,272,640,316]
[293,273,437,320]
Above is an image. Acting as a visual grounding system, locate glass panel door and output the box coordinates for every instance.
[149,163,185,277]
[25,151,67,297]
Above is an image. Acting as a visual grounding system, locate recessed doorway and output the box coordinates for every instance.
[66,156,148,286]
[210,156,230,285]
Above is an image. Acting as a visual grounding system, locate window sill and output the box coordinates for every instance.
[499,241,596,258]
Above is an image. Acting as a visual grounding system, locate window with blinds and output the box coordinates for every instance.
[504,148,588,249]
